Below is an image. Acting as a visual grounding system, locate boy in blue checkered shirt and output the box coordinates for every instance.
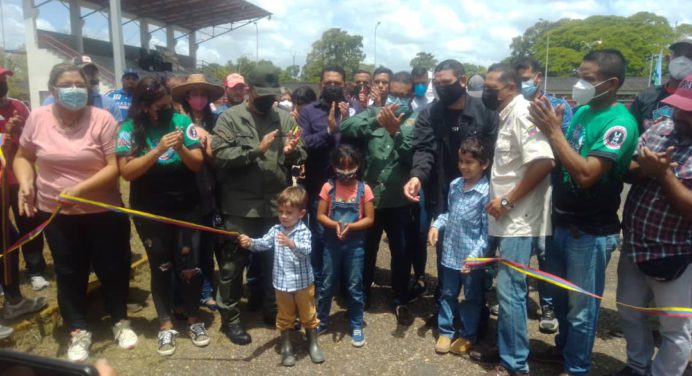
[238,186,324,367]
[427,137,491,357]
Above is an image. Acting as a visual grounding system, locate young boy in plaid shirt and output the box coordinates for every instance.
[238,186,324,367]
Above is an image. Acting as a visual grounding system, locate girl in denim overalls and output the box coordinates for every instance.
[316,144,375,347]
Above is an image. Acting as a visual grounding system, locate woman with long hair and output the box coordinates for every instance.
[116,76,208,356]
[13,63,136,362]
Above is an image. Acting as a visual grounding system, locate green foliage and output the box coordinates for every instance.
[0,51,29,100]
[409,52,438,71]
[462,63,487,76]
[301,28,365,83]
[511,12,677,77]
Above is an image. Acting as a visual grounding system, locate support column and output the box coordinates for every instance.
[69,0,83,54]
[139,17,150,50]
[109,0,125,84]
[189,31,197,70]
[22,0,41,108]
[166,26,176,52]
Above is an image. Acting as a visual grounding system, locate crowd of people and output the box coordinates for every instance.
[0,33,690,376]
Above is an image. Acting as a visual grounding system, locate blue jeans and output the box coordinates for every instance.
[547,226,619,376]
[317,234,365,330]
[494,236,535,374]
[438,265,485,341]
[308,197,325,291]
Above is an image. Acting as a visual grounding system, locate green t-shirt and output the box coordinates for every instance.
[553,102,638,234]
[116,113,201,211]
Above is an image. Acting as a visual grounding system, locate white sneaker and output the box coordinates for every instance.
[189,322,210,347]
[29,276,49,291]
[0,285,4,296]
[0,324,13,340]
[2,297,47,320]
[112,320,138,349]
[67,330,92,362]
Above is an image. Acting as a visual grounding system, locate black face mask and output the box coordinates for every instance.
[155,107,175,126]
[321,85,345,104]
[481,88,501,111]
[435,81,465,106]
[253,95,275,115]
[0,81,8,98]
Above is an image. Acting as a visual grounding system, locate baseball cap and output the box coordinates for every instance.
[72,55,97,70]
[670,34,692,52]
[225,73,246,88]
[661,73,692,111]
[122,68,139,79]
[467,74,484,98]
[247,67,281,96]
[0,67,13,77]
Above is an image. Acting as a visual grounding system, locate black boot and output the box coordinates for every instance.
[222,323,251,345]
[306,328,325,363]
[280,331,295,367]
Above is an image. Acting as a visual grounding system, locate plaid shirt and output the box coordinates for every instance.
[249,220,313,292]
[432,176,489,270]
[622,118,692,263]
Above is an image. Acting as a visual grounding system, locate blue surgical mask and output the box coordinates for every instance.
[385,95,411,117]
[57,87,88,111]
[414,83,427,97]
[521,79,539,99]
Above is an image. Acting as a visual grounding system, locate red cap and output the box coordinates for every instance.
[225,73,246,88]
[661,73,692,112]
[0,67,14,77]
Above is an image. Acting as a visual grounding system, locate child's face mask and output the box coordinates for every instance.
[335,168,358,183]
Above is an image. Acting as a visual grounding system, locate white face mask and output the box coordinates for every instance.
[278,100,293,111]
[669,56,692,80]
[571,78,612,106]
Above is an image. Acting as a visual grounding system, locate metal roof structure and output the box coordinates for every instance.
[87,0,271,32]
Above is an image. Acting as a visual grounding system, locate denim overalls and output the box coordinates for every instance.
[316,179,366,330]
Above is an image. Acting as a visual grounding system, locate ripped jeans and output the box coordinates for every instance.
[134,212,202,322]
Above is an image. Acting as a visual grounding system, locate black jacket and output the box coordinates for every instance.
[410,95,499,217]
[629,85,672,134]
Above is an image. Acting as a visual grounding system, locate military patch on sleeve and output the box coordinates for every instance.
[186,123,199,140]
[603,126,627,150]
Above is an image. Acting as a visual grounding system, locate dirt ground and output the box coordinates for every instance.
[4,237,681,376]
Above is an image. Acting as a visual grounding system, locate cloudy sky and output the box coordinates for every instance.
[1,0,690,72]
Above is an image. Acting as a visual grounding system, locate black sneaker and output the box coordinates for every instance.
[530,346,563,364]
[425,313,438,328]
[395,305,414,326]
[469,345,499,363]
[411,278,428,300]
[539,305,558,334]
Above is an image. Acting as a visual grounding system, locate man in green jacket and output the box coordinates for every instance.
[212,68,306,345]
[340,71,418,326]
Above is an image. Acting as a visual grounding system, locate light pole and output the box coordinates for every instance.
[374,21,381,68]
[254,21,259,62]
[543,33,550,94]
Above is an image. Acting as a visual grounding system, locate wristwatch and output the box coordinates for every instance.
[500,197,514,210]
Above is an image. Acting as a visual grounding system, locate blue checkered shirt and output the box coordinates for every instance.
[249,220,313,292]
[432,176,489,270]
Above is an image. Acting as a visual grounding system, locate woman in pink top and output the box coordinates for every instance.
[12,63,137,362]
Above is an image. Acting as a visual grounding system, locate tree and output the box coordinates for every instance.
[197,62,227,84]
[462,63,487,76]
[0,50,29,101]
[285,65,300,80]
[302,28,365,83]
[409,52,437,71]
[510,13,676,77]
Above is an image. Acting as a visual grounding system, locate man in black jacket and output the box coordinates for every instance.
[403,59,498,326]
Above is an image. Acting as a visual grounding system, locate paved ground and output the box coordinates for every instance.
[2,239,660,376]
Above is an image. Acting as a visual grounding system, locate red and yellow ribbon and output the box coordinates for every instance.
[466,257,692,317]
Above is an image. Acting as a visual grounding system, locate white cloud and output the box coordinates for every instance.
[2,0,690,74]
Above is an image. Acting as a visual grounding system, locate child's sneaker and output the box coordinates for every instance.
[2,297,47,320]
[157,329,179,356]
[112,320,138,349]
[351,328,365,347]
[435,335,451,354]
[316,323,328,335]
[189,322,210,347]
[29,276,50,291]
[0,324,13,340]
[67,330,92,362]
[450,337,472,355]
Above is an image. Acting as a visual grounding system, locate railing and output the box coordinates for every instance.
[36,32,116,87]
